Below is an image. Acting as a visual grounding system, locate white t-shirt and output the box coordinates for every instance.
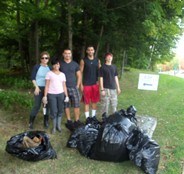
[45,71,66,94]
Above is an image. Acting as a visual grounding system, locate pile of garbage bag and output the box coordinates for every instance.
[6,131,57,161]
[67,106,160,174]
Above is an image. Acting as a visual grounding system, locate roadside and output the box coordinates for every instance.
[159,70,184,78]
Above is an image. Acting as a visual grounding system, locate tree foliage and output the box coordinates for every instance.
[0,0,184,71]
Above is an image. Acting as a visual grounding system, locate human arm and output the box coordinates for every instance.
[99,77,105,96]
[31,65,40,95]
[96,59,102,85]
[115,76,121,95]
[42,79,50,105]
[79,59,84,92]
[98,59,101,68]
[32,80,40,95]
[63,81,69,102]
[76,70,81,89]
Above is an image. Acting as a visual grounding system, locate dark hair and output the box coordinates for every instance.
[63,48,71,52]
[105,52,113,58]
[51,58,60,65]
[86,45,95,50]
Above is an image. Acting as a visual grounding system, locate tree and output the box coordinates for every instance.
[0,0,184,73]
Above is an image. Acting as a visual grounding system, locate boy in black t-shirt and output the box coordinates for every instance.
[99,52,121,115]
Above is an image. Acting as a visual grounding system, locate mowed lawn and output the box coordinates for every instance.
[0,69,184,174]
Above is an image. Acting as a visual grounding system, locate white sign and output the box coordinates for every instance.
[138,73,159,91]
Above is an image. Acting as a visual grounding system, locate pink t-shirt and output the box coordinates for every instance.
[45,71,66,94]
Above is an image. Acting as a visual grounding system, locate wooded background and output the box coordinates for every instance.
[0,0,184,73]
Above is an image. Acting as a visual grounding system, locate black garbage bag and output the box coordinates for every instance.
[126,129,160,174]
[67,124,99,157]
[118,105,137,125]
[67,126,84,148]
[90,112,137,162]
[5,131,57,161]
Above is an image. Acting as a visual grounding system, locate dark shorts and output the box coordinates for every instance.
[82,84,100,104]
[64,87,80,108]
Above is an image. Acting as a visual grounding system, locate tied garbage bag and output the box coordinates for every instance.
[67,124,99,157]
[118,105,137,125]
[5,131,57,161]
[90,112,137,161]
[66,106,160,173]
[126,129,160,174]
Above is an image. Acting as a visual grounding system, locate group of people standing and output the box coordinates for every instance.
[29,46,121,134]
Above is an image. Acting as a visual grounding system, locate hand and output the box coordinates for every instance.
[42,96,48,105]
[64,96,69,102]
[34,86,40,95]
[117,88,121,95]
[101,90,106,96]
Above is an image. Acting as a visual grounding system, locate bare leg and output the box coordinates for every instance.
[84,104,90,118]
[74,107,80,121]
[65,108,71,120]
[91,103,97,110]
[84,104,90,112]
[91,103,97,117]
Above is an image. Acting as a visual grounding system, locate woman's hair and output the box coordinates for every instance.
[40,51,50,59]
[51,57,60,65]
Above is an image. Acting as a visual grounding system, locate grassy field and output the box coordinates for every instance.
[0,69,184,174]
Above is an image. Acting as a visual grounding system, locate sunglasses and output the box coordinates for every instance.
[41,57,49,60]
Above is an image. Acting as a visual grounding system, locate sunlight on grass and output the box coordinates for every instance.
[1,69,184,174]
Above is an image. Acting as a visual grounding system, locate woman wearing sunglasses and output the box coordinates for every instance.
[29,51,51,129]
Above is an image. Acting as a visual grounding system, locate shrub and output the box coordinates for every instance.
[0,75,32,89]
[0,90,33,110]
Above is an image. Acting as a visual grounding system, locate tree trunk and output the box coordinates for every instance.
[35,21,39,63]
[35,0,40,63]
[16,0,25,72]
[28,0,40,68]
[68,2,73,51]
[106,42,110,52]
[80,10,88,59]
[147,44,155,70]
[95,25,104,57]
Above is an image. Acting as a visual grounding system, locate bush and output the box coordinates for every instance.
[0,75,32,89]
[0,90,33,110]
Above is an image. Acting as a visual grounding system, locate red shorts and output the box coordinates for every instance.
[82,84,100,104]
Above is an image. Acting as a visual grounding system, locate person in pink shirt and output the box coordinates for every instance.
[43,58,69,134]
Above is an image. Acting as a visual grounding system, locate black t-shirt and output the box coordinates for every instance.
[99,64,118,89]
[60,60,80,88]
[83,57,99,85]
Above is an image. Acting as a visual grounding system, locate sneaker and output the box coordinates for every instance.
[65,120,74,132]
[86,117,92,125]
[74,120,84,129]
[91,116,100,124]
[101,112,108,124]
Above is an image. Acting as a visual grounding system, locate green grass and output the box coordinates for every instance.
[0,68,184,174]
